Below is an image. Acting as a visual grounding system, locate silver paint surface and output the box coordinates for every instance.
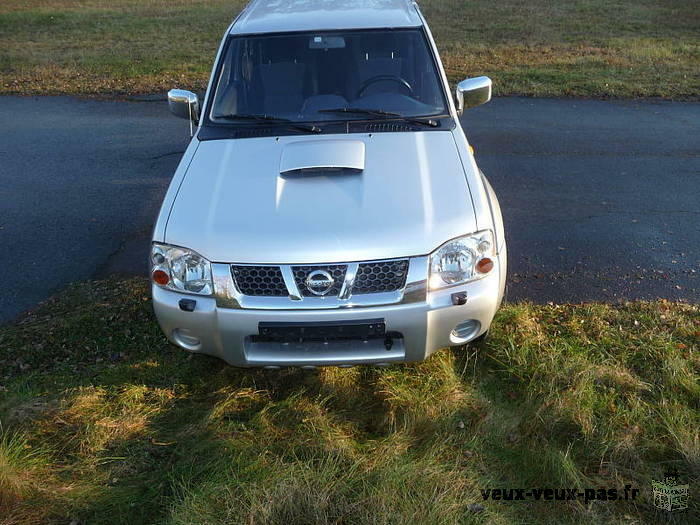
[164,132,478,264]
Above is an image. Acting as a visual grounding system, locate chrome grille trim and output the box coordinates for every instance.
[280,265,302,301]
[338,263,359,300]
[212,263,241,309]
[213,257,428,310]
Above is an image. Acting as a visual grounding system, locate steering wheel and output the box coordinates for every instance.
[357,75,413,98]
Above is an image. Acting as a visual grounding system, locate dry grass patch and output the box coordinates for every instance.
[0,431,45,516]
[47,385,175,457]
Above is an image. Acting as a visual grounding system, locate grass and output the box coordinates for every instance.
[0,0,698,98]
[0,278,698,524]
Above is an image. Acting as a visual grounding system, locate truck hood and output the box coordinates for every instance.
[165,131,476,264]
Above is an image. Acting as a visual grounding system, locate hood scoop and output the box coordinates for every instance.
[280,139,365,175]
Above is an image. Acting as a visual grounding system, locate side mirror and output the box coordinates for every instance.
[168,89,200,125]
[455,76,492,115]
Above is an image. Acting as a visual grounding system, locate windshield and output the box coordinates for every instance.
[208,28,448,124]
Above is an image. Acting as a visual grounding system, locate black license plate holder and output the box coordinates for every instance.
[257,318,386,342]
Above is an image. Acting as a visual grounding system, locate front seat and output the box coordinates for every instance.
[251,62,306,115]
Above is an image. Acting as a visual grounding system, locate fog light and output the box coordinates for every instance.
[172,328,201,349]
[450,320,481,344]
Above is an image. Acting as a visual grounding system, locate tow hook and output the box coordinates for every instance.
[451,291,467,305]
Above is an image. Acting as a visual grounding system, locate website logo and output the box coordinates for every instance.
[652,474,689,512]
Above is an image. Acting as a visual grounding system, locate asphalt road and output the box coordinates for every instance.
[1,96,698,323]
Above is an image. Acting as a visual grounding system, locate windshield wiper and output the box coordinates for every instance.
[214,113,321,133]
[318,107,439,127]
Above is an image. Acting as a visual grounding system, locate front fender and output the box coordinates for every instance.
[480,171,507,305]
[480,171,505,255]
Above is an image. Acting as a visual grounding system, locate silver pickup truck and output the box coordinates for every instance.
[151,0,507,368]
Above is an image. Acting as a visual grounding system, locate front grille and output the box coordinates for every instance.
[231,265,287,296]
[229,258,409,300]
[293,264,347,297]
[353,260,409,294]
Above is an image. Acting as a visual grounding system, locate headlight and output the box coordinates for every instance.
[150,243,213,295]
[429,231,495,290]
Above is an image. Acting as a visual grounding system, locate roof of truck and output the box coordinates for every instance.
[229,0,423,35]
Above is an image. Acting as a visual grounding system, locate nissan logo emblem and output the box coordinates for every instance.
[305,270,334,296]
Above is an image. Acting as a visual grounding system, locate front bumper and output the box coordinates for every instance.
[152,255,503,367]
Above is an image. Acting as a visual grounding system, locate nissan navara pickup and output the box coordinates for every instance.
[151,0,507,368]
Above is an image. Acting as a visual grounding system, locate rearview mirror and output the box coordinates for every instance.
[168,89,200,128]
[455,76,492,115]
